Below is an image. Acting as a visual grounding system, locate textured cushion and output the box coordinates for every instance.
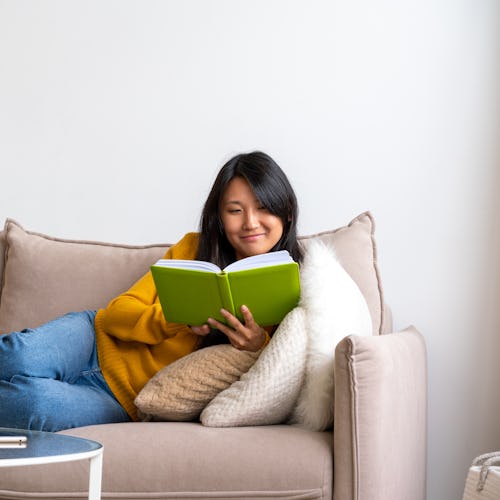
[0,219,169,333]
[135,344,260,421]
[201,306,308,427]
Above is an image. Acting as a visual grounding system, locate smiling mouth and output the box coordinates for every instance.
[241,233,265,241]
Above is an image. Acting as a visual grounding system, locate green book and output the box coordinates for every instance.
[151,250,300,327]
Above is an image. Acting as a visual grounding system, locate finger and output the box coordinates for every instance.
[207,316,242,348]
[207,316,226,331]
[219,308,243,329]
[210,309,244,335]
[239,305,255,326]
[218,309,251,346]
[190,324,211,336]
[206,317,233,337]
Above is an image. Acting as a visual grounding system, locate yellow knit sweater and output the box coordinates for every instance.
[94,232,200,420]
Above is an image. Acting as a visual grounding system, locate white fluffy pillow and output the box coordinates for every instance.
[290,240,372,430]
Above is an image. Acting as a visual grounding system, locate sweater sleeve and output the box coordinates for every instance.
[98,233,199,345]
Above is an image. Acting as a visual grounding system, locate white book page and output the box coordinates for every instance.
[224,250,293,272]
[153,259,222,273]
[154,250,293,273]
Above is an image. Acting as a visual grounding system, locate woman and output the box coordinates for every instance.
[0,151,302,432]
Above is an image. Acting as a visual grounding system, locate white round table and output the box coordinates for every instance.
[0,427,103,500]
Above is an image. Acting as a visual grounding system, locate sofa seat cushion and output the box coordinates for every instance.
[0,422,333,500]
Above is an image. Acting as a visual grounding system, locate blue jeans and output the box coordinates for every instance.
[0,310,130,432]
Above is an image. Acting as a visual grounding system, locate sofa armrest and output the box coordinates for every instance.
[333,326,427,500]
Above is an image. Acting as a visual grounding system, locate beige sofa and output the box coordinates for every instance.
[0,213,427,500]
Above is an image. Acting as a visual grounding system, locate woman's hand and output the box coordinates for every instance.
[207,305,266,352]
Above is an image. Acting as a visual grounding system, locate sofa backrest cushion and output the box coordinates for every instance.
[0,220,170,333]
[0,212,385,335]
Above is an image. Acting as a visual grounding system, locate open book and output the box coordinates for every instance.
[151,250,300,326]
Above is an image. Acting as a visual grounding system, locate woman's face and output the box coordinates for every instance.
[220,177,284,260]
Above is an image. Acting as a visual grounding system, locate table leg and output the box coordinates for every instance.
[88,450,103,500]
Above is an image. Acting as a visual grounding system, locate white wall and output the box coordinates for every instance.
[1,1,499,498]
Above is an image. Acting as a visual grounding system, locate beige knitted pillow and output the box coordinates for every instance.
[134,344,260,421]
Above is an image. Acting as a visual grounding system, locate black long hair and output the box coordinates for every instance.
[197,151,303,269]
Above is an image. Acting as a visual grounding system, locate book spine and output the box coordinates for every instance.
[216,273,236,320]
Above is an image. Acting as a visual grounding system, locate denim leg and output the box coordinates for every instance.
[0,311,97,382]
[0,310,131,431]
[0,375,130,432]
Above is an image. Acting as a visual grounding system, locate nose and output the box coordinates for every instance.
[243,210,259,230]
